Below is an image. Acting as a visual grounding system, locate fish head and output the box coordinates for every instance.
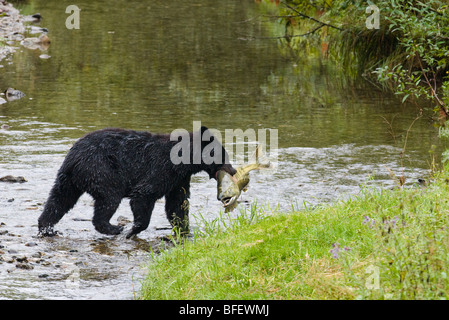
[217,170,241,208]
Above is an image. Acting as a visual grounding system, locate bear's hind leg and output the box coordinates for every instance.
[38,177,83,236]
[92,197,123,235]
[126,197,155,238]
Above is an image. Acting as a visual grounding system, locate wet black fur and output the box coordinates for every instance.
[38,127,236,238]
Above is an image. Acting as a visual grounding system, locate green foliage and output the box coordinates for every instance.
[140,169,449,300]
[372,0,449,112]
[349,179,449,299]
[264,0,449,114]
[140,203,363,299]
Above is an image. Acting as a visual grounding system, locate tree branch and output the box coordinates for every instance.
[417,55,448,115]
[238,24,325,41]
[281,1,344,31]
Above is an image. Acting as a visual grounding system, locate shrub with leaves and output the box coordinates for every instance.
[262,0,449,116]
[372,0,449,116]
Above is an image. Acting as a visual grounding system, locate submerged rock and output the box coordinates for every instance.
[1,4,50,61]
[4,88,25,101]
[117,216,132,227]
[20,33,50,50]
[25,241,38,247]
[0,2,26,61]
[15,256,28,263]
[27,26,48,34]
[0,175,27,183]
[16,263,33,270]
[4,256,15,263]
[23,13,42,23]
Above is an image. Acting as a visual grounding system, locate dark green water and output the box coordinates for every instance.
[0,0,443,299]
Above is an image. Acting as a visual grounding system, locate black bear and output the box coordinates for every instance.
[38,126,236,238]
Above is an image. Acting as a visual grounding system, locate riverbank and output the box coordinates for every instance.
[0,1,26,63]
[0,1,50,104]
[140,166,449,300]
[0,1,50,64]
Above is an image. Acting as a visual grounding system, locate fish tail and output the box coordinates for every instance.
[253,144,271,169]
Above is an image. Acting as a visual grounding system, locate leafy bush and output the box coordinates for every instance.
[263,0,449,116]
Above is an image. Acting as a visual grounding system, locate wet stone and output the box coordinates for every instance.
[15,256,28,263]
[0,175,27,183]
[25,241,37,247]
[117,216,132,226]
[72,218,91,222]
[30,258,45,264]
[4,256,15,263]
[16,263,33,270]
[31,252,43,258]
[4,88,26,101]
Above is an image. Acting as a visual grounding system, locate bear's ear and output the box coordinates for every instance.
[200,126,209,135]
[200,126,216,143]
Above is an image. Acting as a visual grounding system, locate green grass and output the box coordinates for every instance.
[140,170,449,300]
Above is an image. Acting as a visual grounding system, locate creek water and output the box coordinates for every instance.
[0,0,443,299]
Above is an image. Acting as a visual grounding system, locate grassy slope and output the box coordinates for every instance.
[140,169,449,300]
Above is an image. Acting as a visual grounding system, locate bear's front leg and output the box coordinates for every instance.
[126,197,156,238]
[92,198,124,235]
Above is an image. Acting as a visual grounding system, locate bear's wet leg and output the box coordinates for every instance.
[38,177,83,236]
[165,183,190,235]
[92,197,123,235]
[126,197,155,238]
